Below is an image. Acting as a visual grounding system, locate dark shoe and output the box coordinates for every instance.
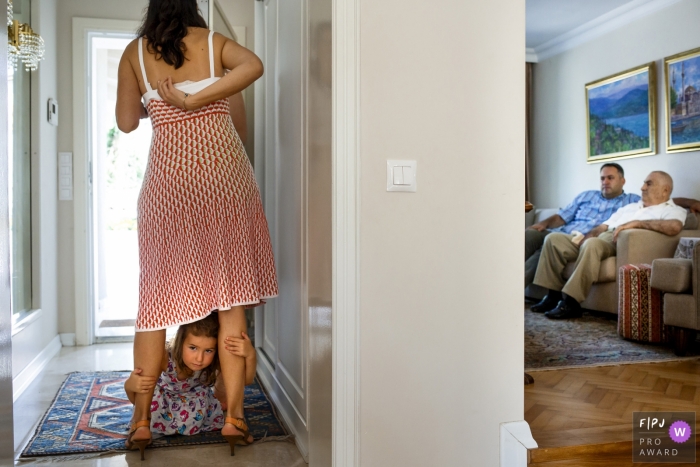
[545,300,582,319]
[530,291,562,313]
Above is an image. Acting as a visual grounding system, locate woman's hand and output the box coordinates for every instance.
[125,368,157,394]
[224,332,254,358]
[156,76,191,110]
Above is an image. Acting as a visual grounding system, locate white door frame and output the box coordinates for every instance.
[72,5,364,462]
[332,0,361,465]
[72,18,141,346]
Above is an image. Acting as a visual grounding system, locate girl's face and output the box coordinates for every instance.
[182,333,217,372]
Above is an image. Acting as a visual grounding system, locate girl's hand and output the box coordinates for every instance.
[156,76,190,110]
[224,332,254,358]
[126,368,157,394]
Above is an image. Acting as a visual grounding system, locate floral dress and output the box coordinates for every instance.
[150,350,224,436]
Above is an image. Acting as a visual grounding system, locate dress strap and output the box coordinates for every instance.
[138,37,153,93]
[208,30,215,78]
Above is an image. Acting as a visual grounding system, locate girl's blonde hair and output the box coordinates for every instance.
[167,313,220,386]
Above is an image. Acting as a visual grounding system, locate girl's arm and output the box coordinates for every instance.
[124,369,157,404]
[124,350,167,403]
[157,33,263,111]
[224,332,257,385]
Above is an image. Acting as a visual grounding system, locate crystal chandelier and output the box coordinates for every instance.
[7,0,45,72]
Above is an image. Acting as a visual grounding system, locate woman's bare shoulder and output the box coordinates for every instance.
[120,38,140,64]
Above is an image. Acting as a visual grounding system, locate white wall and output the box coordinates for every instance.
[531,0,700,209]
[358,0,525,465]
[11,0,59,378]
[55,0,147,334]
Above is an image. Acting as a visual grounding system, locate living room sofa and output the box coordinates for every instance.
[525,208,700,314]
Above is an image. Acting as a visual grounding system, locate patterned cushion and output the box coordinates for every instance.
[618,264,667,343]
[675,237,700,260]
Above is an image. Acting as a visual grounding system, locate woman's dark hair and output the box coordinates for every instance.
[137,0,208,69]
[167,313,220,386]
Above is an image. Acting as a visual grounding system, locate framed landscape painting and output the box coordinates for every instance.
[585,63,656,163]
[664,47,700,153]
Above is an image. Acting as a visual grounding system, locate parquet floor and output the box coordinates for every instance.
[525,359,700,465]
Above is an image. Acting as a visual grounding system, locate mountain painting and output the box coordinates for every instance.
[586,64,656,162]
[665,48,700,153]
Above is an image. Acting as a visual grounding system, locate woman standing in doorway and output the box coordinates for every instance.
[115,0,277,458]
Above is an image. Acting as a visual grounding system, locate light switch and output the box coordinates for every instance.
[58,152,73,201]
[402,166,414,185]
[392,166,404,185]
[386,160,417,192]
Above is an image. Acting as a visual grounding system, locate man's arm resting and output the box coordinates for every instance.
[614,220,683,242]
[528,214,565,231]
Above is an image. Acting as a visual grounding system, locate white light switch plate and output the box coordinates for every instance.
[386,160,417,192]
[58,152,73,200]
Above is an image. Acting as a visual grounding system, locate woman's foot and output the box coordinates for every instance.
[126,419,152,460]
[130,424,152,442]
[223,417,254,444]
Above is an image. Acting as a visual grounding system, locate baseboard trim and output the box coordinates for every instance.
[12,335,62,402]
[256,352,309,461]
[500,420,537,467]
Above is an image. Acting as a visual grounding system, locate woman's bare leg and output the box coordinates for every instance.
[131,329,165,441]
[217,306,249,438]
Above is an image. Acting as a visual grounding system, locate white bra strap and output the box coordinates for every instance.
[208,30,215,78]
[138,37,153,92]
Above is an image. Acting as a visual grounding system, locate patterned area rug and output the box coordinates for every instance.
[525,305,700,371]
[21,372,289,458]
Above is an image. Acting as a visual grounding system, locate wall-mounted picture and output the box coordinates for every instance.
[585,63,656,163]
[664,47,700,153]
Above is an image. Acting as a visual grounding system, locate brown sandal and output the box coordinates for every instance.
[125,419,151,460]
[222,417,253,456]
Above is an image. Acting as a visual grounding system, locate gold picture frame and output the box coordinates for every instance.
[585,62,656,163]
[664,46,700,153]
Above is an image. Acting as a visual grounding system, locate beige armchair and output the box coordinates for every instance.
[526,209,700,314]
[651,241,700,355]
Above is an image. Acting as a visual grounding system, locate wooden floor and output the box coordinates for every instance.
[525,359,700,465]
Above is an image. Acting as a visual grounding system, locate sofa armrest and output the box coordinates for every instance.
[651,258,692,293]
[616,229,682,268]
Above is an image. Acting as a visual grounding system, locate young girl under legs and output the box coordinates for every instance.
[124,313,256,458]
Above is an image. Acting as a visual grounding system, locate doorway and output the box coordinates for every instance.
[89,34,149,341]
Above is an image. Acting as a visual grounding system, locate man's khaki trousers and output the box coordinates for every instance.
[533,231,616,303]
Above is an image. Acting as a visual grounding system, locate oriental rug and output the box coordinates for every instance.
[525,305,700,371]
[21,371,289,458]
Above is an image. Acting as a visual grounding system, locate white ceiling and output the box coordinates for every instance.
[526,0,637,49]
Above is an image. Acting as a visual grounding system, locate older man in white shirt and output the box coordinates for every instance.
[533,171,687,319]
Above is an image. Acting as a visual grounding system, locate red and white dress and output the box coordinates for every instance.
[135,32,278,331]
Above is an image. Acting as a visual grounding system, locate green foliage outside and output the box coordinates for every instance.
[106,125,146,230]
[589,114,648,157]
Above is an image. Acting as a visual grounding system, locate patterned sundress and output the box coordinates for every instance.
[135,31,278,331]
[150,350,224,436]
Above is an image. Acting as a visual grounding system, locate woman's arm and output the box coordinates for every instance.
[116,40,148,133]
[157,34,263,111]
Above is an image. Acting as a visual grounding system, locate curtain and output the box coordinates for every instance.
[525,62,533,201]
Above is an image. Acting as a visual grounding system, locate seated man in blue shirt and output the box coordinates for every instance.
[525,163,640,310]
